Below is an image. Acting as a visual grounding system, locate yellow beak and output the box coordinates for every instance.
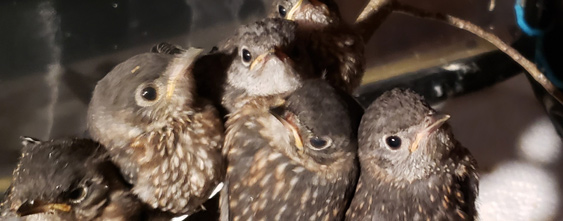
[166,47,204,100]
[286,0,328,20]
[271,109,304,151]
[409,114,450,153]
[17,200,71,216]
[249,47,290,71]
[249,52,271,71]
[286,0,304,20]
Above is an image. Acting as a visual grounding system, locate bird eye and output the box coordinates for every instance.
[278,5,287,18]
[141,86,158,101]
[241,47,252,66]
[135,83,161,107]
[309,136,332,150]
[68,186,88,204]
[385,136,402,150]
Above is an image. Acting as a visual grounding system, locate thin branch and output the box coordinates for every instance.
[391,2,563,104]
[355,0,391,23]
[353,0,393,42]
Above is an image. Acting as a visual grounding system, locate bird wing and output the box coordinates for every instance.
[0,184,15,216]
[223,108,280,219]
[454,146,479,220]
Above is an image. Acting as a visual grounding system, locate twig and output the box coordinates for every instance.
[354,0,393,42]
[355,0,391,23]
[391,1,563,104]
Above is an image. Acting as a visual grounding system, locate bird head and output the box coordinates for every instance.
[219,18,310,100]
[358,88,455,182]
[270,80,359,167]
[2,138,134,220]
[87,48,203,148]
[271,0,339,28]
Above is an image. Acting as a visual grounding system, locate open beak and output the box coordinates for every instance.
[408,113,450,153]
[270,107,304,152]
[250,47,292,71]
[287,0,329,21]
[166,47,204,100]
[16,200,71,216]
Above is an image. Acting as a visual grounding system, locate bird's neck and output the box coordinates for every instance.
[227,94,287,115]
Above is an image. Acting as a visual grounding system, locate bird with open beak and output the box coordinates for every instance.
[0,137,170,220]
[346,88,479,220]
[216,18,313,113]
[221,79,361,221]
[87,47,225,216]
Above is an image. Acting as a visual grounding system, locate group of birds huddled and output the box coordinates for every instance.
[0,0,479,220]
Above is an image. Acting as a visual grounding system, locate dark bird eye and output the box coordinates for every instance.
[385,136,402,150]
[141,86,158,101]
[68,186,88,204]
[241,48,252,64]
[309,136,332,150]
[135,84,161,107]
[278,5,287,17]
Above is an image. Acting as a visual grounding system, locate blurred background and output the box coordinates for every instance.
[0,0,561,220]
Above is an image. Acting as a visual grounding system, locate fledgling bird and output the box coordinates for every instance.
[269,0,366,94]
[346,88,479,220]
[87,48,225,215]
[216,18,313,112]
[0,137,166,220]
[221,79,361,221]
[269,0,341,28]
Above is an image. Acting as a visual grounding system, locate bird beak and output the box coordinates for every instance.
[16,200,71,216]
[408,113,450,153]
[287,0,329,21]
[270,107,304,152]
[286,0,304,20]
[249,51,270,71]
[166,47,204,100]
[250,47,292,71]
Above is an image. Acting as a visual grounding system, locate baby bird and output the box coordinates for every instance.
[216,18,312,112]
[269,0,341,28]
[346,88,479,220]
[0,137,166,220]
[87,48,224,215]
[269,0,366,94]
[222,80,361,221]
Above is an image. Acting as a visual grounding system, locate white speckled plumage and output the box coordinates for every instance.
[88,48,225,215]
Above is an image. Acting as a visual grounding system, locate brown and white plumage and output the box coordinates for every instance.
[87,48,224,215]
[269,0,341,28]
[216,18,313,113]
[0,137,169,221]
[222,80,361,220]
[269,0,366,94]
[346,88,479,221]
